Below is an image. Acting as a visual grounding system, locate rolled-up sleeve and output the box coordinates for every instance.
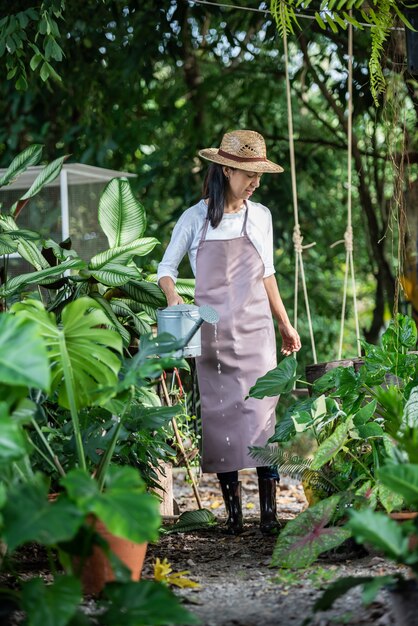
[157,210,196,284]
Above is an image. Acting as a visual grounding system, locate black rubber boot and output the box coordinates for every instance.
[220,481,244,535]
[258,477,281,536]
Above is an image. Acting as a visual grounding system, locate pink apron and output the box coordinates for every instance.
[195,205,278,473]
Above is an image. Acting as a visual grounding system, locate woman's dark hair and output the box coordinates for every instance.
[202,163,232,228]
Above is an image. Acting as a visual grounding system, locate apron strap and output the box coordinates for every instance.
[199,216,210,244]
[241,202,249,236]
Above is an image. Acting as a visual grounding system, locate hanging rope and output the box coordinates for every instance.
[331,17,361,359]
[283,25,318,364]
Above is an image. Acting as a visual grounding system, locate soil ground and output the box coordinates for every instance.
[142,469,410,626]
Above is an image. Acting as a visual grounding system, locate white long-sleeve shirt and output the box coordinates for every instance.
[157,199,275,283]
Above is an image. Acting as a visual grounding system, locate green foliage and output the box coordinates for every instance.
[98,178,147,248]
[247,357,298,398]
[250,314,418,511]
[270,0,411,104]
[0,313,50,390]
[271,495,351,569]
[163,509,217,534]
[21,575,82,626]
[98,580,200,625]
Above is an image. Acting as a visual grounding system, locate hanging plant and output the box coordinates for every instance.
[270,0,416,105]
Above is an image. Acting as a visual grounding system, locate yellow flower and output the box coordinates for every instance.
[153,557,200,589]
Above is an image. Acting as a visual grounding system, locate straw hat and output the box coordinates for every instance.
[198,130,283,174]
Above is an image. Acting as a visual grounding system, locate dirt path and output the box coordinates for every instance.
[143,470,405,626]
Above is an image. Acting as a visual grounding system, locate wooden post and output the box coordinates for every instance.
[153,461,174,516]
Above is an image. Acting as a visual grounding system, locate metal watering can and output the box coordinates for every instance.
[156,304,219,357]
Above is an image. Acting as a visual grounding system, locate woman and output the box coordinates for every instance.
[158,130,301,535]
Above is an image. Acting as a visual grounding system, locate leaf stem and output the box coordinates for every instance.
[58,330,86,470]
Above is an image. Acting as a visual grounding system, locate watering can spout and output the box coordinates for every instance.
[181,305,220,348]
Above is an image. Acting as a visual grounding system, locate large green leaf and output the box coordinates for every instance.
[110,299,153,336]
[0,313,50,389]
[247,357,297,399]
[348,509,409,560]
[12,298,122,409]
[2,480,84,551]
[311,421,350,470]
[99,580,200,626]
[0,144,43,187]
[21,575,81,626]
[88,292,131,346]
[0,258,85,298]
[147,274,195,299]
[402,386,418,429]
[19,156,66,201]
[62,466,161,544]
[378,464,418,506]
[99,178,147,248]
[89,238,158,269]
[0,214,49,270]
[164,509,217,534]
[271,495,351,569]
[122,279,167,307]
[90,264,141,287]
[0,406,28,463]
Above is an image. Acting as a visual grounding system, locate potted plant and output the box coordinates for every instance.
[244,314,417,569]
[0,149,199,624]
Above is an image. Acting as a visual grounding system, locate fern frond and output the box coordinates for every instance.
[270,0,300,37]
[250,445,336,492]
[368,0,392,106]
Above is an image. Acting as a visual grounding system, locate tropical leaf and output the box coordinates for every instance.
[21,576,82,626]
[99,580,200,626]
[0,405,28,462]
[90,264,141,287]
[89,238,159,269]
[19,156,66,201]
[110,299,153,336]
[88,292,131,346]
[98,177,147,248]
[0,234,17,254]
[250,444,335,493]
[348,509,409,560]
[247,357,297,399]
[0,214,49,270]
[402,386,418,429]
[0,313,50,390]
[122,279,167,308]
[11,297,122,409]
[0,258,85,298]
[311,421,350,470]
[62,466,161,543]
[164,509,217,534]
[378,463,418,506]
[272,495,351,569]
[0,144,43,187]
[147,273,195,299]
[2,479,84,550]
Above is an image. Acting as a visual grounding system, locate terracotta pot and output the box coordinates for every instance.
[389,511,418,521]
[79,517,148,595]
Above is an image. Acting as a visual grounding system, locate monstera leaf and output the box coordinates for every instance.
[11,297,122,411]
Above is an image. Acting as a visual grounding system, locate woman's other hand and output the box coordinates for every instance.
[279,323,301,356]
